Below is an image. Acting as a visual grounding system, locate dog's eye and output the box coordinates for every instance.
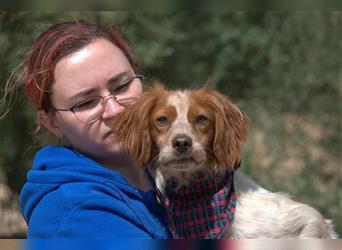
[156,116,168,125]
[195,115,208,124]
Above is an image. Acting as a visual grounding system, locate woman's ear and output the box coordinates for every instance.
[37,110,64,138]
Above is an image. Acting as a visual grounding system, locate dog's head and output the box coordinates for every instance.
[112,83,248,186]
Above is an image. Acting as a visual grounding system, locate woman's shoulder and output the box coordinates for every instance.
[32,181,133,220]
[28,181,168,238]
[24,146,171,238]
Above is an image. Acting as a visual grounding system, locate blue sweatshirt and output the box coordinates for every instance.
[20,146,170,238]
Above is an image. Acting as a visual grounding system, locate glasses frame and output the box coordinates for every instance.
[50,74,144,124]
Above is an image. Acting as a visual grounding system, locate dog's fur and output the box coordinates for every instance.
[112,84,337,239]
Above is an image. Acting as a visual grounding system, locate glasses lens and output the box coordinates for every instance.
[115,96,139,107]
[73,96,103,123]
[72,75,143,124]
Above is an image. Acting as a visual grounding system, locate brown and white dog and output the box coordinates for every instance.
[112,84,337,239]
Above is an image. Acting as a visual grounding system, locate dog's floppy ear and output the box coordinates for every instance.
[112,84,164,167]
[204,88,249,170]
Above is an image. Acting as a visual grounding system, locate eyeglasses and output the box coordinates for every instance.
[51,74,143,124]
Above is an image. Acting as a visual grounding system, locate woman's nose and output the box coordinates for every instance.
[101,97,124,120]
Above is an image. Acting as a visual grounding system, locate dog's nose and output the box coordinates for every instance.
[172,134,192,153]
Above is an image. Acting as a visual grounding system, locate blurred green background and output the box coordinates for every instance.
[0,12,341,237]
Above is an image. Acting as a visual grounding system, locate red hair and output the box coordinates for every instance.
[24,20,138,111]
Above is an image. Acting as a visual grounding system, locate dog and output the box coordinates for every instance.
[112,83,337,239]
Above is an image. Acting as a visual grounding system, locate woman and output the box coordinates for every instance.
[18,20,170,238]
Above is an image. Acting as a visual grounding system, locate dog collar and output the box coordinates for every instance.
[156,167,238,239]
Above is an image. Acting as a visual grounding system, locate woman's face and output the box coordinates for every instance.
[42,38,143,165]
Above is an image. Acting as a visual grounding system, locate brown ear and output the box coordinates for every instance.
[112,83,166,167]
[205,89,249,170]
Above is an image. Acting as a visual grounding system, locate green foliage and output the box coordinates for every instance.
[0,12,341,236]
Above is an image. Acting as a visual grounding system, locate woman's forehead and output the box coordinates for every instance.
[52,39,134,100]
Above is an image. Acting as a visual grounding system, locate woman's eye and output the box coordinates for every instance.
[156,116,168,125]
[195,114,208,124]
[112,80,132,93]
[73,97,100,111]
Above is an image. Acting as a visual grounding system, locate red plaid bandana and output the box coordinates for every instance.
[157,170,237,239]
